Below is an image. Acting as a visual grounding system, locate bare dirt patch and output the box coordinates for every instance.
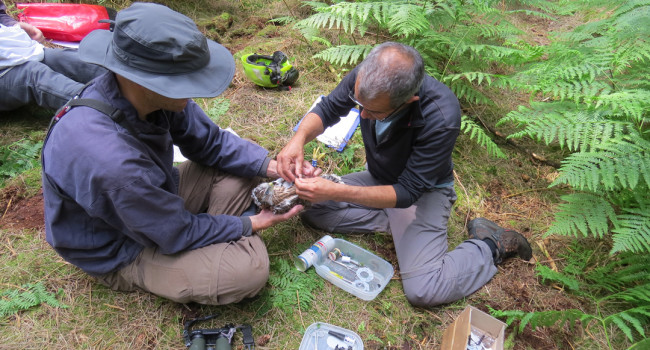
[0,187,45,231]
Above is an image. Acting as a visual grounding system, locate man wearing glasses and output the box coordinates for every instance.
[277,42,531,306]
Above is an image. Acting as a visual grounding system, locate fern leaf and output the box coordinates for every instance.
[460,116,506,158]
[267,258,323,312]
[505,9,556,21]
[386,3,430,38]
[612,209,650,254]
[507,309,594,333]
[604,306,650,342]
[552,135,650,192]
[444,72,494,86]
[595,89,650,124]
[629,337,650,349]
[312,45,373,66]
[535,264,581,290]
[0,283,68,318]
[546,193,617,238]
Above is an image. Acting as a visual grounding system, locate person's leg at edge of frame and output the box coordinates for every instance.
[41,48,107,84]
[389,186,497,307]
[0,60,84,111]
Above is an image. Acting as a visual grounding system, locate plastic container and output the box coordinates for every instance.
[313,238,394,301]
[298,322,363,350]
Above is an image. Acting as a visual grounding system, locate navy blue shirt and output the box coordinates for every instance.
[311,67,461,208]
[42,72,270,276]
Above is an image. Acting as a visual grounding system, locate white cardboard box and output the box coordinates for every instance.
[440,305,506,350]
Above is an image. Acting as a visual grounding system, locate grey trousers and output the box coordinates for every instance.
[0,48,106,111]
[97,162,268,305]
[301,171,497,306]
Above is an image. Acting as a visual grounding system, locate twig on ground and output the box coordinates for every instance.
[296,290,305,330]
[503,187,553,199]
[421,308,443,323]
[268,250,292,257]
[104,303,125,311]
[498,212,527,218]
[2,197,12,220]
[3,237,16,256]
[535,239,557,272]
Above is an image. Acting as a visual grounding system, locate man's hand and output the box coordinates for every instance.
[249,205,304,232]
[294,176,339,203]
[19,22,44,43]
[276,139,307,182]
[277,112,325,182]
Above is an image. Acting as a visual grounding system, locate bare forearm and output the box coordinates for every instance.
[294,112,325,144]
[330,183,397,208]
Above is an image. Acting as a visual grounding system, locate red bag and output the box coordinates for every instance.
[16,3,112,42]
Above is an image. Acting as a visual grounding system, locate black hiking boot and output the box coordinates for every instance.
[467,217,533,264]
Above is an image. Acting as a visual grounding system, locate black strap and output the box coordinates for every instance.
[48,97,139,139]
[66,98,125,123]
[239,324,255,349]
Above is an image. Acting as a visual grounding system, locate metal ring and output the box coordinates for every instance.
[353,280,370,292]
[356,267,374,282]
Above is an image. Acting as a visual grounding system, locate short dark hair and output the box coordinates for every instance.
[356,42,424,108]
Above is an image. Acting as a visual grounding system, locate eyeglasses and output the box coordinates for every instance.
[348,90,405,122]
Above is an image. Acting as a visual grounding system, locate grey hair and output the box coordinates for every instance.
[356,42,424,108]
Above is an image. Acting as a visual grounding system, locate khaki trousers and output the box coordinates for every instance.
[97,161,268,305]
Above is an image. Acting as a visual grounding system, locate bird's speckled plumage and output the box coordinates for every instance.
[251,174,343,214]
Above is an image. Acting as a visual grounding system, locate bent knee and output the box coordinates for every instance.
[216,238,270,303]
[402,278,459,307]
[232,260,270,294]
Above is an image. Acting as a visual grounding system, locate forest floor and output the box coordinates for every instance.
[0,0,611,349]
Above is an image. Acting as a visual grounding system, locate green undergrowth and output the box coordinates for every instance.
[1,0,640,349]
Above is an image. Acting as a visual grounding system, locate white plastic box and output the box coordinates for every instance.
[298,322,364,350]
[313,238,394,301]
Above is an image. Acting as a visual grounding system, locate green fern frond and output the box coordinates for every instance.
[595,89,650,124]
[535,264,581,290]
[449,80,493,105]
[0,283,67,318]
[460,115,506,158]
[267,258,323,312]
[541,80,611,104]
[499,103,630,153]
[612,0,650,16]
[605,307,650,341]
[610,39,650,75]
[473,20,523,39]
[455,43,533,63]
[444,72,494,86]
[505,9,556,21]
[546,193,617,238]
[301,1,328,9]
[489,307,594,333]
[609,283,650,304]
[386,3,430,38]
[312,45,373,66]
[552,147,648,192]
[551,134,650,191]
[268,16,296,25]
[630,337,650,349]
[612,209,650,254]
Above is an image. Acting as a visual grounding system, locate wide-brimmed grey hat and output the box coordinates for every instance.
[79,2,234,98]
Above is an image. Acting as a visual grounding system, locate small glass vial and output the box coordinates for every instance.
[294,235,334,272]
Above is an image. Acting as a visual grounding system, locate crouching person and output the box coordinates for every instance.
[41,3,301,305]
